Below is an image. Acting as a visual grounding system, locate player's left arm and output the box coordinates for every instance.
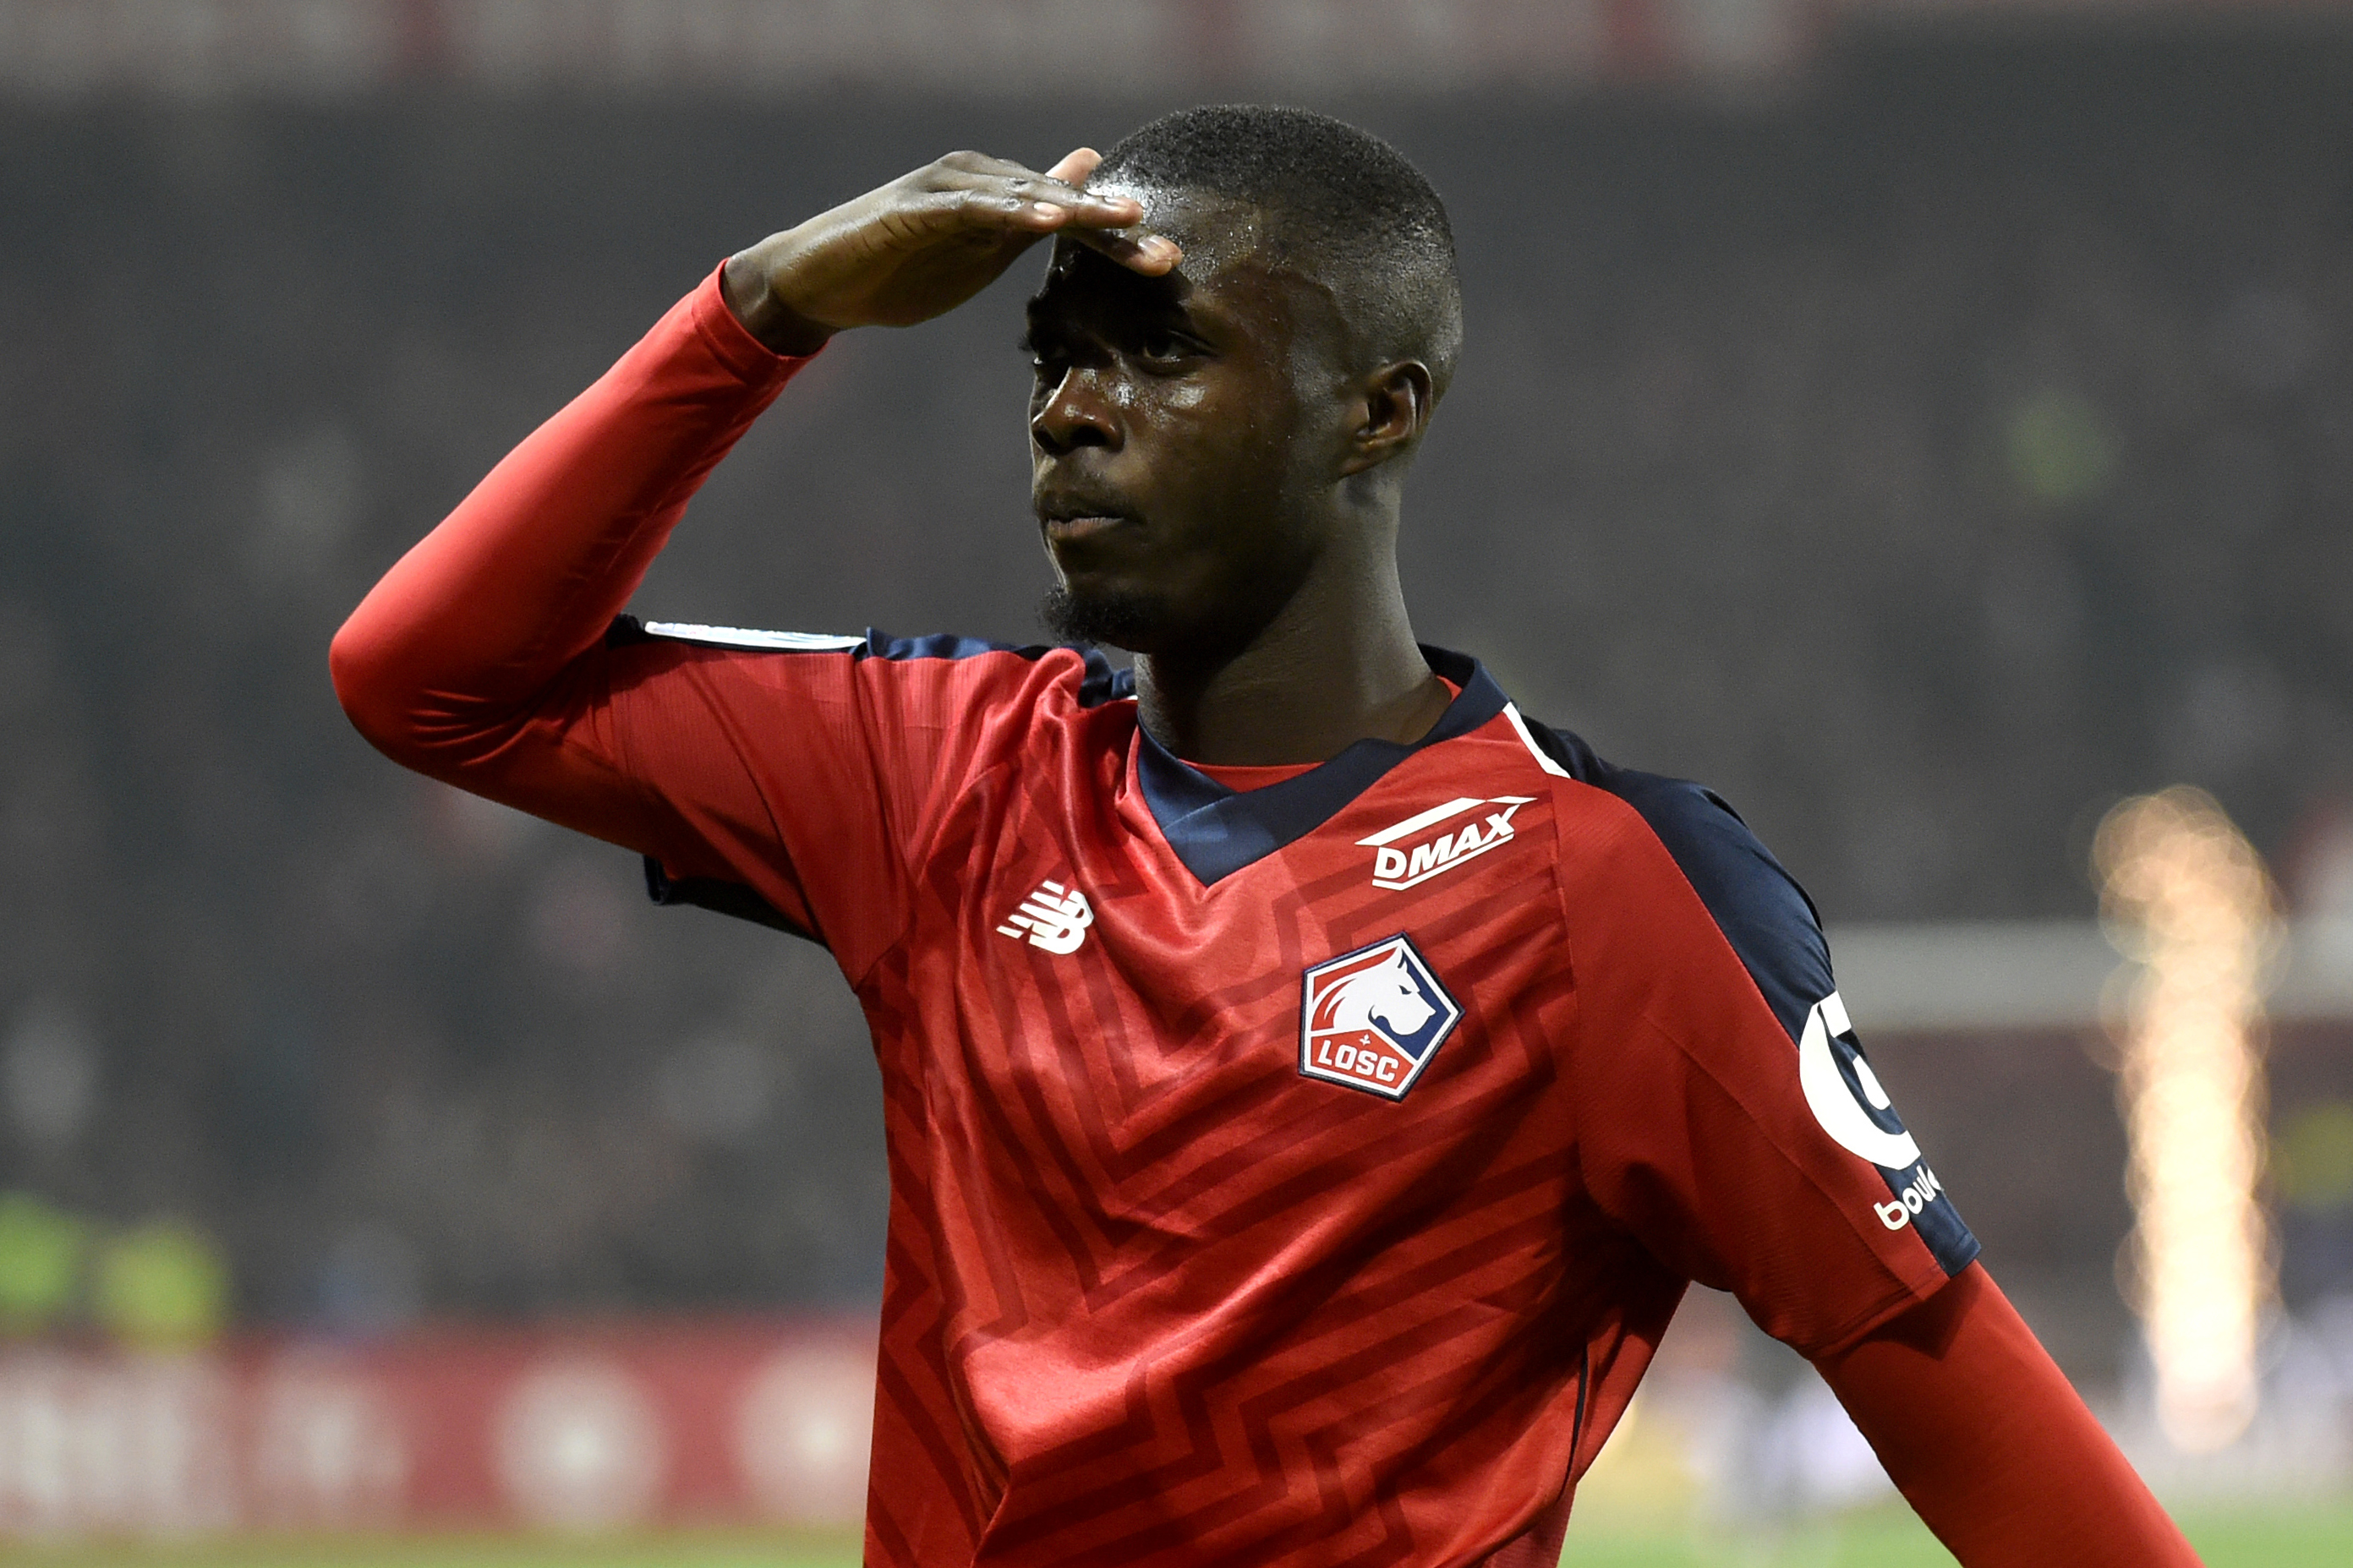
[1813,1262,2201,1566]
[1550,763,2200,1564]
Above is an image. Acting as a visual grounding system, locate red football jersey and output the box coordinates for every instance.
[332,270,1977,1567]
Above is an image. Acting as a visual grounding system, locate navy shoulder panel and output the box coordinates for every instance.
[847,628,1131,708]
[862,629,1018,662]
[1515,717,1825,1047]
[1599,772,1830,1050]
[1520,715,1978,1278]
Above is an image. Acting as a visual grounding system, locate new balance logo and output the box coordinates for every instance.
[996,881,1093,955]
[1356,796,1536,890]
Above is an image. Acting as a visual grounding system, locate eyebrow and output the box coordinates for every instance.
[1021,286,1201,349]
[1016,305,1065,353]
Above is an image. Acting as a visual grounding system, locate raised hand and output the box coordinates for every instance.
[722,147,1179,356]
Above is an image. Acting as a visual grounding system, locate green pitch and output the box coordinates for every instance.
[1557,1500,2353,1566]
[3,1505,2346,1567]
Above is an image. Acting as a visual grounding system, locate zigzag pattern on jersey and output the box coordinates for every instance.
[856,733,1595,1565]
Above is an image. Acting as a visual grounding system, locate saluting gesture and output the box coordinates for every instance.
[722,147,1179,353]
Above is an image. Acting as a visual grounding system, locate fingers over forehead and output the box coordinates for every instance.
[1035,233,1193,311]
[1060,225,1182,276]
[924,149,1174,274]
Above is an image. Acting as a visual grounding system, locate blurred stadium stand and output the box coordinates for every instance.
[0,0,1812,98]
[3,0,2353,1536]
[1,0,2346,100]
[0,1316,880,1534]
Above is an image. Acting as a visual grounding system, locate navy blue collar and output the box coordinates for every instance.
[1116,647,1509,886]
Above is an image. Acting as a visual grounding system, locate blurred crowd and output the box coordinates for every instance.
[1,28,2350,1333]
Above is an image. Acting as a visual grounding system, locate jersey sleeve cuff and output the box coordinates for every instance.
[688,259,824,384]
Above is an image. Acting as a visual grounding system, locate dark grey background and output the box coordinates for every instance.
[3,28,2349,1337]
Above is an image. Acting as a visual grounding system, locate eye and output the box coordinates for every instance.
[1136,328,1198,368]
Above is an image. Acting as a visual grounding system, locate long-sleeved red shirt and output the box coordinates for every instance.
[333,265,2200,1567]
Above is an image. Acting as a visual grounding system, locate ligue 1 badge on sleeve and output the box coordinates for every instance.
[1299,934,1462,1100]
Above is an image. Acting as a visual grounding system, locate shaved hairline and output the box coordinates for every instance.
[1084,175,1461,400]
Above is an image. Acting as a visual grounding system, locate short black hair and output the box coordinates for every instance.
[1092,105,1463,397]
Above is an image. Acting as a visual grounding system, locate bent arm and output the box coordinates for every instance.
[331,146,1168,843]
[1814,1264,2200,1566]
[328,268,806,838]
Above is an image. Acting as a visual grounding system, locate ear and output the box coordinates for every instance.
[1339,360,1436,477]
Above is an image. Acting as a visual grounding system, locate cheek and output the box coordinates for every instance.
[1155,373,1297,457]
[1130,391,1227,477]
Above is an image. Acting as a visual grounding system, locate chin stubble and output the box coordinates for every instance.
[1039,585,1165,651]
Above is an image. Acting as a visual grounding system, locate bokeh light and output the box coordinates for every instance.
[2096,786,2279,1454]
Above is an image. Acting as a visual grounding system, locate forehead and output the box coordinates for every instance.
[1090,183,1270,271]
[1031,187,1294,325]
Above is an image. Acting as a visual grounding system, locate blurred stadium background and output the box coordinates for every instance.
[3,0,2353,1561]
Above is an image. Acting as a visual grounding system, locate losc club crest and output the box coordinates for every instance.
[1299,934,1462,1100]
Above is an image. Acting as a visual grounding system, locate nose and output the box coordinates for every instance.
[1031,366,1121,457]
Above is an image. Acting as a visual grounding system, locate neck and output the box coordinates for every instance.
[1131,540,1448,766]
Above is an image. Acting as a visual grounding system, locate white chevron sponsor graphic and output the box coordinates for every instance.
[1356,796,1536,890]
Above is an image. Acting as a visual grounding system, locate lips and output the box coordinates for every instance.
[1035,490,1141,547]
[1042,513,1133,544]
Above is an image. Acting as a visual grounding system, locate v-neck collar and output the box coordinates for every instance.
[1113,646,1509,886]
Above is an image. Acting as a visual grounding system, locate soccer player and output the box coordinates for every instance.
[334,108,2198,1565]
